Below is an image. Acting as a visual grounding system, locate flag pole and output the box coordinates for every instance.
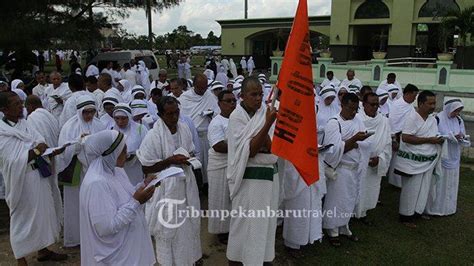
[271,85,279,109]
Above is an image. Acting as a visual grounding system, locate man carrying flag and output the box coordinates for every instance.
[226,77,279,265]
[270,0,323,256]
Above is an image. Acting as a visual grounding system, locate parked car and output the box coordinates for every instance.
[88,50,160,80]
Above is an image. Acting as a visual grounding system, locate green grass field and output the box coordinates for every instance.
[271,167,474,265]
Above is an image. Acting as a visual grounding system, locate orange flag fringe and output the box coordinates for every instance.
[271,0,319,186]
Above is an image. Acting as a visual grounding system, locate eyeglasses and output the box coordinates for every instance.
[221,99,237,103]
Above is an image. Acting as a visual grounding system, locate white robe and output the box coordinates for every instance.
[340,78,362,92]
[86,64,99,77]
[229,59,238,78]
[226,104,279,264]
[32,83,49,103]
[0,119,62,259]
[320,78,341,90]
[27,108,60,148]
[80,131,155,266]
[426,100,469,215]
[395,111,442,216]
[354,112,392,218]
[322,115,371,232]
[247,57,255,75]
[57,105,106,247]
[178,89,219,183]
[44,83,72,118]
[112,118,148,186]
[137,119,202,266]
[282,157,326,249]
[240,58,247,70]
[207,115,231,234]
[388,97,415,187]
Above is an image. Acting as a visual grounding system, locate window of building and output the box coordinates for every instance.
[418,0,460,18]
[355,0,390,19]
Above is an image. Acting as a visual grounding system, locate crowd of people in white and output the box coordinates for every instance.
[0,62,468,265]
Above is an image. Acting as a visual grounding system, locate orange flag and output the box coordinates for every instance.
[271,0,319,186]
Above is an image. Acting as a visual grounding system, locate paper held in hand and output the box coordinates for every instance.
[200,110,214,116]
[42,140,79,157]
[146,166,186,189]
[173,147,202,169]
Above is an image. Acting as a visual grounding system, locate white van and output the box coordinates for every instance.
[88,50,160,80]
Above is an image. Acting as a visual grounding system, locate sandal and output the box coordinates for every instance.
[328,236,341,247]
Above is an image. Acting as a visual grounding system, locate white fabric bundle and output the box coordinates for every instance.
[226,104,278,199]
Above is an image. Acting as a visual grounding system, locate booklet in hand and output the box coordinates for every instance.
[146,166,186,189]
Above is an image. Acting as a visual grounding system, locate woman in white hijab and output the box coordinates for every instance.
[111,103,148,185]
[240,56,247,72]
[57,94,106,247]
[247,56,255,75]
[426,98,470,216]
[11,79,27,101]
[376,88,390,117]
[80,130,156,266]
[136,60,151,93]
[216,65,229,87]
[317,85,340,143]
[118,79,133,103]
[229,58,238,78]
[131,85,147,100]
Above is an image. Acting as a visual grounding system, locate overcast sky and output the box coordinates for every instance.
[120,0,331,36]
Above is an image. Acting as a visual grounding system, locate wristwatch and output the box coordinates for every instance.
[33,148,41,156]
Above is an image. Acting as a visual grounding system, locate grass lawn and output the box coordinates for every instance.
[271,167,474,265]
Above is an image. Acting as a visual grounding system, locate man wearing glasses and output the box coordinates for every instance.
[207,90,237,244]
[354,92,393,224]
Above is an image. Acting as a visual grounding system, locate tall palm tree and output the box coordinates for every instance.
[143,0,182,50]
[440,6,474,46]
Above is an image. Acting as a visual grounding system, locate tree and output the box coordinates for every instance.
[440,6,474,47]
[206,31,220,45]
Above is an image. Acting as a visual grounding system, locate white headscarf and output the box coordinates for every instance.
[130,99,149,117]
[131,85,146,99]
[437,98,467,168]
[317,86,340,138]
[376,88,390,117]
[386,84,399,100]
[11,79,26,101]
[119,79,132,100]
[112,103,146,154]
[83,130,126,174]
[57,94,106,172]
[210,81,225,92]
[11,79,23,91]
